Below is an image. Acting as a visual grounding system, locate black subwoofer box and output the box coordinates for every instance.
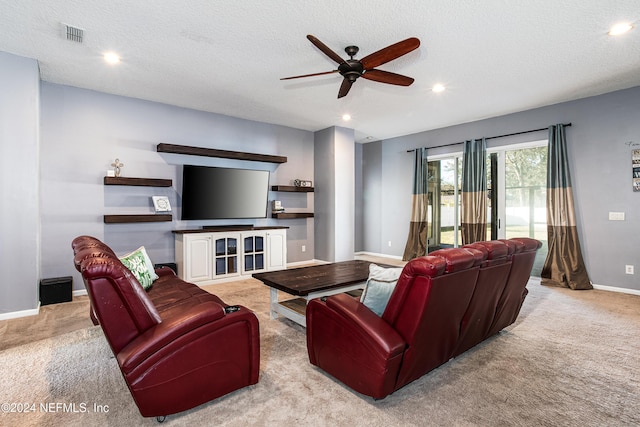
[40,276,73,306]
[154,262,178,274]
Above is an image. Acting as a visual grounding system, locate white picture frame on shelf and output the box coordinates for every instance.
[152,196,171,212]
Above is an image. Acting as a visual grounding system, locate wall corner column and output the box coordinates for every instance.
[313,126,355,262]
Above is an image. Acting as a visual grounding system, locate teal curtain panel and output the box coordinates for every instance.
[403,147,429,261]
[541,124,592,290]
[461,138,487,244]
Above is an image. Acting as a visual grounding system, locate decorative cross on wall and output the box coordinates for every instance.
[111,158,124,177]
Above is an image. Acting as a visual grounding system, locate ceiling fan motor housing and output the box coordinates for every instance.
[339,60,364,82]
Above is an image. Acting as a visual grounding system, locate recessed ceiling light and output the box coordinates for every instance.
[608,23,633,36]
[103,52,121,65]
[432,84,446,93]
[342,114,351,121]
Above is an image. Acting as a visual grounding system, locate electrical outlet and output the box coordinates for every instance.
[625,265,634,275]
[301,245,306,253]
[388,241,392,247]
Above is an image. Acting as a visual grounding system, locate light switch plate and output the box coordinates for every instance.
[608,212,625,221]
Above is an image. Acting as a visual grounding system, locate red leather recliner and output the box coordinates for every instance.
[306,238,540,399]
[452,240,513,356]
[72,236,260,419]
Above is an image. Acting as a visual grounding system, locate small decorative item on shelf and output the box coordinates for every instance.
[271,200,285,213]
[152,196,171,212]
[111,158,124,177]
[294,179,313,187]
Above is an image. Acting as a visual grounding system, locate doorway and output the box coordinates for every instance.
[426,141,548,276]
[426,157,461,251]
[491,142,548,275]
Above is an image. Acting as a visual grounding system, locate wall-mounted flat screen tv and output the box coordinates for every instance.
[181,165,270,220]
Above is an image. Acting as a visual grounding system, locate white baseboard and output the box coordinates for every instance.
[0,303,40,321]
[524,277,639,296]
[354,251,404,261]
[287,259,328,267]
[592,283,640,296]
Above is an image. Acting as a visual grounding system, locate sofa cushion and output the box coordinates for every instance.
[119,246,159,290]
[360,263,403,316]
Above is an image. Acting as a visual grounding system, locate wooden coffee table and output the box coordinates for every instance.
[252,260,374,327]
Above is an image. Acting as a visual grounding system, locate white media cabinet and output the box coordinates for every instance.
[174,226,288,285]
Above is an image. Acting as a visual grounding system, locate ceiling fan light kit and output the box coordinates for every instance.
[282,34,420,98]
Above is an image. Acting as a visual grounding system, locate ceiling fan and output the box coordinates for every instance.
[281,35,420,99]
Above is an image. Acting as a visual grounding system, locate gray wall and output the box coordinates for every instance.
[359,140,382,253]
[314,128,335,261]
[334,126,355,261]
[314,126,355,262]
[39,82,315,293]
[362,86,640,292]
[0,52,40,315]
[354,143,364,252]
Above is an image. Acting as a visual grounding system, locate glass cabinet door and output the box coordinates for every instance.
[215,237,238,276]
[243,234,265,273]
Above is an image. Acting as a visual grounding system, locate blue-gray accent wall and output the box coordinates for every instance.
[0,52,41,315]
[38,82,315,295]
[361,86,640,292]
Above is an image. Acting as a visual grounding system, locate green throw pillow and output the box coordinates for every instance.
[360,263,403,316]
[119,246,159,290]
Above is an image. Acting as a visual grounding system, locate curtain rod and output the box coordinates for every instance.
[407,122,572,152]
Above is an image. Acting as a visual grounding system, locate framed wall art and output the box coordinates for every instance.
[152,196,172,212]
[633,149,640,192]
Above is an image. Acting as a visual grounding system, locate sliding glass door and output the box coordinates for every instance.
[493,142,548,275]
[426,141,547,275]
[426,157,461,251]
[502,145,547,239]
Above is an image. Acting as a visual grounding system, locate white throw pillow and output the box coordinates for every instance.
[360,263,403,316]
[118,246,159,290]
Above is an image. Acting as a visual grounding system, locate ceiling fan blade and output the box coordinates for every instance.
[307,35,346,65]
[281,70,339,80]
[337,78,353,98]
[360,37,420,70]
[362,69,415,86]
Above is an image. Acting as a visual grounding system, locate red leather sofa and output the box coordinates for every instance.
[72,236,260,419]
[306,238,541,399]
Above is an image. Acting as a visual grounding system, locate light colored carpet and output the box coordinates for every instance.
[0,296,93,352]
[1,278,639,426]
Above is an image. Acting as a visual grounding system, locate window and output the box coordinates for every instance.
[427,140,547,276]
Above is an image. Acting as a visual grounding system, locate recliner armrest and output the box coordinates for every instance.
[324,294,406,358]
[117,300,226,373]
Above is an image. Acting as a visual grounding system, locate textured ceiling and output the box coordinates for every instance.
[1,0,639,142]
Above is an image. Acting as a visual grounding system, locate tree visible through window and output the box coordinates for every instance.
[504,146,547,240]
[426,143,548,277]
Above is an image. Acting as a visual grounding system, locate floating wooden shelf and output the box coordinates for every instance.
[104,214,173,224]
[271,212,314,219]
[157,143,287,164]
[104,176,172,187]
[271,185,314,192]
